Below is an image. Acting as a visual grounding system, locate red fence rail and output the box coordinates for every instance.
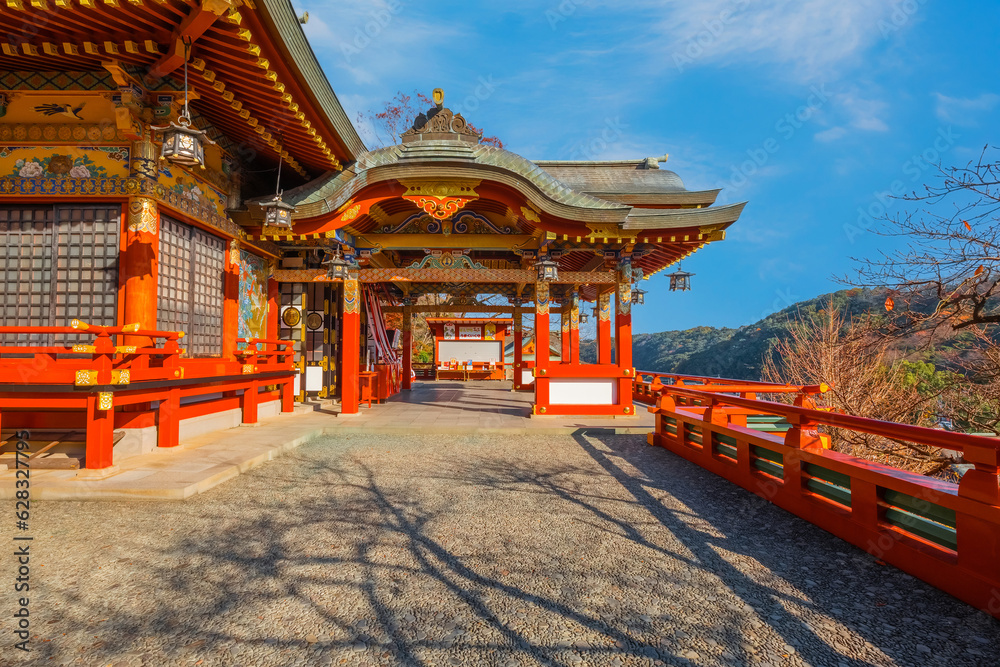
[0,323,297,469]
[637,374,1000,619]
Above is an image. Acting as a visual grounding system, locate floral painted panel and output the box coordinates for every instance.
[238,249,268,347]
[1,145,129,180]
[157,162,227,218]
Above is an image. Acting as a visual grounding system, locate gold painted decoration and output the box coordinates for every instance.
[343,278,360,314]
[282,307,301,327]
[127,196,158,235]
[618,280,632,316]
[599,290,612,322]
[339,203,361,222]
[520,206,540,223]
[75,369,98,386]
[400,180,480,220]
[97,392,114,411]
[306,312,324,330]
[110,369,130,385]
[536,282,549,315]
[241,364,259,374]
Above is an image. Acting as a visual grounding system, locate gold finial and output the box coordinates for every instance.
[433,88,444,108]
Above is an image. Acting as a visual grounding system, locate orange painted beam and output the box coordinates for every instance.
[147,0,233,80]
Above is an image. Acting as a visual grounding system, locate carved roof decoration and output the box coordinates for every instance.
[401,89,482,144]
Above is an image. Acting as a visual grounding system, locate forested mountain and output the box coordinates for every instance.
[580,288,935,380]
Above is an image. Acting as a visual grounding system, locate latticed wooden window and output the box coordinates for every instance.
[157,214,224,357]
[53,205,120,344]
[0,204,119,346]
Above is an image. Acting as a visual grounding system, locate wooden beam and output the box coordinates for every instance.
[147,0,233,80]
[356,234,537,251]
[383,305,517,314]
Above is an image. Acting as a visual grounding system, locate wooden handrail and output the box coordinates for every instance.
[661,385,1000,454]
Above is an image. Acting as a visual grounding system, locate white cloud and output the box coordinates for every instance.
[644,0,901,81]
[293,0,461,87]
[934,93,1000,126]
[815,126,848,143]
[841,93,890,132]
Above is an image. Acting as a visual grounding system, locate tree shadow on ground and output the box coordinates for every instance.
[572,429,1000,666]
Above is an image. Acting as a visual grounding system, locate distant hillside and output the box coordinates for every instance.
[581,288,922,380]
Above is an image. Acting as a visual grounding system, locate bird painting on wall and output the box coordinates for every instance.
[33,102,86,120]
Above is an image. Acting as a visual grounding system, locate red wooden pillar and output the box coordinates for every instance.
[615,270,634,415]
[222,242,240,359]
[513,309,524,390]
[122,196,159,347]
[570,289,580,365]
[597,287,613,364]
[402,301,412,390]
[615,272,633,370]
[533,281,550,414]
[340,277,361,414]
[560,305,570,364]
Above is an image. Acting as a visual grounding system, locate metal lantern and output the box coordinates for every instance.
[152,37,214,168]
[260,156,296,230]
[631,287,647,305]
[260,193,295,230]
[535,256,559,283]
[667,267,694,292]
[579,309,590,324]
[323,246,351,281]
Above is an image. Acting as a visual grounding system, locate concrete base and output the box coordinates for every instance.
[75,465,121,480]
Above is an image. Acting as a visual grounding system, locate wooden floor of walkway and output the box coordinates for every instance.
[0,381,651,500]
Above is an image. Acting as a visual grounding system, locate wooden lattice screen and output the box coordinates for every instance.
[157,214,225,357]
[0,204,120,345]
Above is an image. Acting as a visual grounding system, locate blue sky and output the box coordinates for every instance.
[292,0,1000,334]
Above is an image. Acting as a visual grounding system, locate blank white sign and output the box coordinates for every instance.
[439,340,502,363]
[549,378,617,405]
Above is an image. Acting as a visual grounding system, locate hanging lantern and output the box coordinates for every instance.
[323,246,351,281]
[579,309,590,324]
[260,193,295,230]
[260,155,295,230]
[535,256,559,283]
[152,37,214,168]
[667,266,694,292]
[631,287,647,305]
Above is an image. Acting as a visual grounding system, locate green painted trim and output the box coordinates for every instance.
[884,507,957,551]
[805,478,852,507]
[804,462,852,489]
[753,458,784,479]
[882,489,956,528]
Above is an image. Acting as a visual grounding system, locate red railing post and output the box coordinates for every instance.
[84,392,115,469]
[242,378,260,424]
[157,387,180,448]
[956,444,1000,585]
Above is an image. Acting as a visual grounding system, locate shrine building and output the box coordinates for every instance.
[0,0,744,470]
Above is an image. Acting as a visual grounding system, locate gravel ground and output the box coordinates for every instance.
[8,430,1000,666]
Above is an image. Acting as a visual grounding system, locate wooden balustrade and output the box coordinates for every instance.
[0,323,297,470]
[643,380,1000,619]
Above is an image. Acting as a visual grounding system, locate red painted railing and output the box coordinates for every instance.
[0,323,296,469]
[636,374,1000,619]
